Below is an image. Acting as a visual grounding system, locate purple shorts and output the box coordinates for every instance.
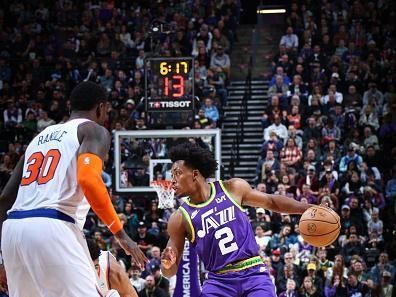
[201,264,276,297]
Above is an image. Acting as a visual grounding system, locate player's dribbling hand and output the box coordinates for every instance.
[161,247,176,269]
[115,230,148,270]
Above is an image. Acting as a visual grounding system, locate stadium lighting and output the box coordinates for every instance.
[256,8,286,14]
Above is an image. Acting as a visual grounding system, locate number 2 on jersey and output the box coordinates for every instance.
[215,226,238,255]
[21,149,61,186]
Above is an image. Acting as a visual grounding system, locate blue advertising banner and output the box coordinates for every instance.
[173,241,201,297]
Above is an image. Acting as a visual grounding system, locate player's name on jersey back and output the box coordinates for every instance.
[37,130,68,146]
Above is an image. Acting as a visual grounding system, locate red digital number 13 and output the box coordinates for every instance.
[164,75,184,98]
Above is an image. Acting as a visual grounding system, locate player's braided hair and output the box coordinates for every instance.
[169,142,218,179]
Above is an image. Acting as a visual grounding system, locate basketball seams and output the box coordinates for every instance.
[300,227,340,247]
[299,226,340,237]
[307,230,339,247]
[299,219,339,224]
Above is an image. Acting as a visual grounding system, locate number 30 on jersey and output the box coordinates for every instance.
[21,149,61,186]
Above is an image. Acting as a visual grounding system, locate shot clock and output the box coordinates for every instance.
[145,57,194,112]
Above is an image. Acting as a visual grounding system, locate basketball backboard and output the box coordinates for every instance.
[114,129,221,193]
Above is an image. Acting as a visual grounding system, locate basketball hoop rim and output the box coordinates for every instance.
[151,180,175,209]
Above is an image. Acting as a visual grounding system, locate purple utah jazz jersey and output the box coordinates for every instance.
[179,181,259,272]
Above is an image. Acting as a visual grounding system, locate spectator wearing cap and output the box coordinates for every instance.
[132,221,157,254]
[253,207,271,224]
[130,165,149,187]
[340,205,354,233]
[306,263,324,295]
[150,263,170,296]
[270,249,284,278]
[339,144,363,174]
[296,165,320,195]
[372,270,395,297]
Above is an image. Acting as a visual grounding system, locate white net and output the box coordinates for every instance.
[151,181,175,209]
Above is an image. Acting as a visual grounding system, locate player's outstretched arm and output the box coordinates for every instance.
[0,156,24,230]
[77,122,148,268]
[160,210,187,278]
[224,178,312,214]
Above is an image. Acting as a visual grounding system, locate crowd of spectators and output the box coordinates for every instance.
[253,0,396,296]
[0,0,395,297]
[0,0,238,296]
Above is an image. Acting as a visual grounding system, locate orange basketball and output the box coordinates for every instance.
[299,205,341,247]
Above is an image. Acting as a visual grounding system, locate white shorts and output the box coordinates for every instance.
[2,217,102,297]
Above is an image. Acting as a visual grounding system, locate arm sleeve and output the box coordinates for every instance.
[77,153,122,234]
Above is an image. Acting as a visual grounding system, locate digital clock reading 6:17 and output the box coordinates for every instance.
[160,61,189,98]
[145,57,194,113]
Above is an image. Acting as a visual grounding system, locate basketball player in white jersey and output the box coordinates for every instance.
[87,239,139,297]
[0,81,148,297]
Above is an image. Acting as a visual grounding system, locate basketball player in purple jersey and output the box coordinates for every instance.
[160,143,313,297]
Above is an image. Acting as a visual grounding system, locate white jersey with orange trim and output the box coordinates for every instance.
[9,118,91,222]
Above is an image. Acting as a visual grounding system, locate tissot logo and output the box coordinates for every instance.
[148,100,192,109]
